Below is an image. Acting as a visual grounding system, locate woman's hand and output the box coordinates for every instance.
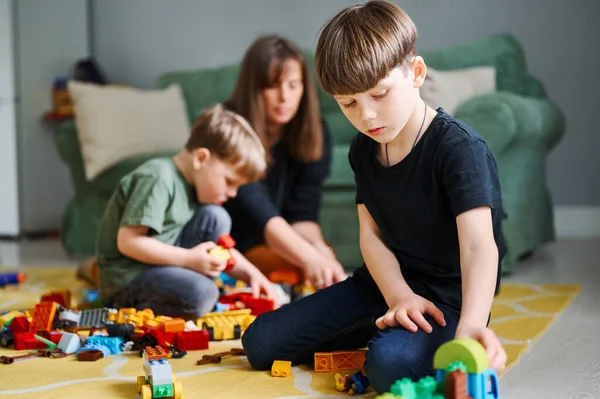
[301,249,348,289]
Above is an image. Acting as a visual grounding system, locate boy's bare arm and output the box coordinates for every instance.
[455,206,499,328]
[117,225,224,276]
[357,204,413,305]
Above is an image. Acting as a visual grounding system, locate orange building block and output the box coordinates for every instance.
[314,350,367,372]
[29,302,57,332]
[144,346,168,362]
[163,318,186,333]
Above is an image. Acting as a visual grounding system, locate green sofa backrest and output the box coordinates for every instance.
[155,33,530,146]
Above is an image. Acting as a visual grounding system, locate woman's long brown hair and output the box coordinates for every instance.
[226,35,322,162]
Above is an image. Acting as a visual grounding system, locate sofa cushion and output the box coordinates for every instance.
[421,66,496,116]
[68,81,191,181]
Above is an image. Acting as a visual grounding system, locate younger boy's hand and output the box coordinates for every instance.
[376,293,446,333]
[184,241,227,278]
[455,325,507,372]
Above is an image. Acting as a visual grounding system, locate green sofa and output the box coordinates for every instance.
[52,34,564,273]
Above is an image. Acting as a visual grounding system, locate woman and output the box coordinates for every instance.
[224,35,347,289]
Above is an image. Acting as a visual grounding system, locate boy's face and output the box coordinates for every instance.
[333,62,423,144]
[192,151,248,205]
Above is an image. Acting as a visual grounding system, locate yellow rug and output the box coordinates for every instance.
[0,266,580,399]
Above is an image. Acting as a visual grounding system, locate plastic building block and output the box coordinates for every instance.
[163,318,186,333]
[314,350,367,372]
[197,309,254,341]
[271,360,292,377]
[209,233,236,271]
[376,338,501,399]
[86,336,124,354]
[33,334,57,349]
[81,288,99,303]
[57,332,82,354]
[76,343,111,358]
[433,338,489,374]
[78,308,108,329]
[77,349,103,361]
[218,292,276,315]
[40,290,71,308]
[267,269,300,285]
[0,272,26,287]
[174,329,209,351]
[7,316,30,333]
[30,302,57,332]
[14,332,47,350]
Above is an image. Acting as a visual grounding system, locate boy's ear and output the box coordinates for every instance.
[412,56,427,89]
[191,148,211,170]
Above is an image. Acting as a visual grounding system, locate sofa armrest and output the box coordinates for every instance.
[455,92,565,155]
[52,120,89,193]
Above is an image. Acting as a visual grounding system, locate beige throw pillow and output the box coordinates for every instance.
[420,66,496,115]
[68,81,191,181]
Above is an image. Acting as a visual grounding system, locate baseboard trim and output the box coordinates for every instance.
[554,206,600,238]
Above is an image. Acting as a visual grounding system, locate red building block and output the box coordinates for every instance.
[218,292,275,316]
[8,316,30,333]
[175,329,210,351]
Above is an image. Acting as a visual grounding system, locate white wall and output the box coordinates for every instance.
[91,0,599,207]
[13,0,90,232]
[0,0,20,236]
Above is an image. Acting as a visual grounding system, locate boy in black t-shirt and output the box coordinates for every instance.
[241,1,507,393]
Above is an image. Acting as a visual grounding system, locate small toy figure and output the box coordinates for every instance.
[335,370,370,395]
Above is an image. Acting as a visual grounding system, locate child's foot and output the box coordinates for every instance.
[76,257,99,287]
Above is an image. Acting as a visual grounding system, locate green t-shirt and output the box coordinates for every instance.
[96,157,197,299]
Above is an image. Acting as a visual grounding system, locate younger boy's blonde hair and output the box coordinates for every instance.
[185,104,266,181]
[315,1,418,96]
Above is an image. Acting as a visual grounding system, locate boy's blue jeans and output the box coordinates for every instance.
[110,204,230,320]
[241,266,459,394]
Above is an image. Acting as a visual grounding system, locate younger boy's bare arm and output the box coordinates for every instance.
[455,206,499,329]
[117,226,189,266]
[357,204,412,305]
[117,225,224,277]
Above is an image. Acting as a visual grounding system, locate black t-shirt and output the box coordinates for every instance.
[225,121,332,252]
[349,108,506,317]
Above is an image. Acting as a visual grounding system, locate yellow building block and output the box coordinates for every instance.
[271,360,292,377]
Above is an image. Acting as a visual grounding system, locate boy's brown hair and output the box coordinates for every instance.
[185,103,266,181]
[315,1,418,96]
[226,35,323,163]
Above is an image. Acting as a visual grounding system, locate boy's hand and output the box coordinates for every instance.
[184,241,227,278]
[455,325,507,372]
[302,250,348,289]
[376,292,446,333]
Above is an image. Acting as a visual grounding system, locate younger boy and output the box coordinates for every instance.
[96,104,276,320]
[241,1,507,393]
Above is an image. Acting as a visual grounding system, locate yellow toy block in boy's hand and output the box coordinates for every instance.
[208,246,232,262]
[271,360,292,377]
